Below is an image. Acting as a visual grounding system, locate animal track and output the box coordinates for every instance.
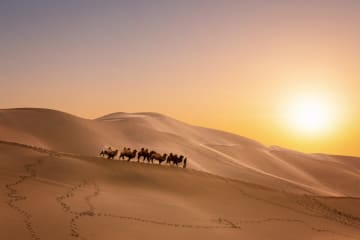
[5,159,44,240]
[227,182,360,239]
[56,179,97,239]
[293,195,360,229]
[215,218,241,229]
[232,217,358,240]
[56,179,241,240]
[94,212,240,230]
[230,181,360,228]
[0,140,80,159]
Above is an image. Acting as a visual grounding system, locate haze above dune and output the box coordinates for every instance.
[0,108,359,198]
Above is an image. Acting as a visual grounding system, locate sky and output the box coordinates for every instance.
[1,0,359,156]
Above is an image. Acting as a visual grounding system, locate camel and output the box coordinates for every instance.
[150,152,168,165]
[107,149,119,159]
[166,153,178,164]
[120,148,137,161]
[100,147,112,157]
[127,150,137,161]
[146,150,156,163]
[100,150,106,157]
[137,148,150,162]
[174,155,184,166]
[166,153,184,166]
[100,148,118,159]
[166,153,174,164]
[119,147,131,160]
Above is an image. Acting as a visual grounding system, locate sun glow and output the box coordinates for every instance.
[286,95,336,136]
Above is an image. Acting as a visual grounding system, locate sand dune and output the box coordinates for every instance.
[0,108,359,197]
[1,108,360,239]
[0,141,359,240]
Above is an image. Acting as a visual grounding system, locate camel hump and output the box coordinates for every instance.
[121,147,133,155]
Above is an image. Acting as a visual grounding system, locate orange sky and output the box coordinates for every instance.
[1,1,359,156]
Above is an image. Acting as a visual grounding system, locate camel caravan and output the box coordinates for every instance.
[100,147,187,168]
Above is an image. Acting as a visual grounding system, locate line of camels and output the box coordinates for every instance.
[99,147,187,168]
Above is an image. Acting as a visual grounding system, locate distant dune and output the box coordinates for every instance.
[0,108,359,197]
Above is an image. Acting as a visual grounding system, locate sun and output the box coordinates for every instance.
[286,95,335,135]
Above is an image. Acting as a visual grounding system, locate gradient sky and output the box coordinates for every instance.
[1,0,359,156]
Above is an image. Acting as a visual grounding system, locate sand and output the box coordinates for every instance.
[0,108,359,239]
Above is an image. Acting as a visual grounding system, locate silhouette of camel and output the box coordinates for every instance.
[174,155,184,166]
[100,148,118,159]
[146,151,156,163]
[107,149,118,159]
[100,150,105,157]
[150,152,168,165]
[119,148,131,160]
[137,148,150,162]
[167,153,184,166]
[120,148,137,161]
[100,149,110,157]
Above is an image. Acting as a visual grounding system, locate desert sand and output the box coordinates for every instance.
[0,108,359,239]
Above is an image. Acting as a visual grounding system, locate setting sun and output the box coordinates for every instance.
[286,95,336,135]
